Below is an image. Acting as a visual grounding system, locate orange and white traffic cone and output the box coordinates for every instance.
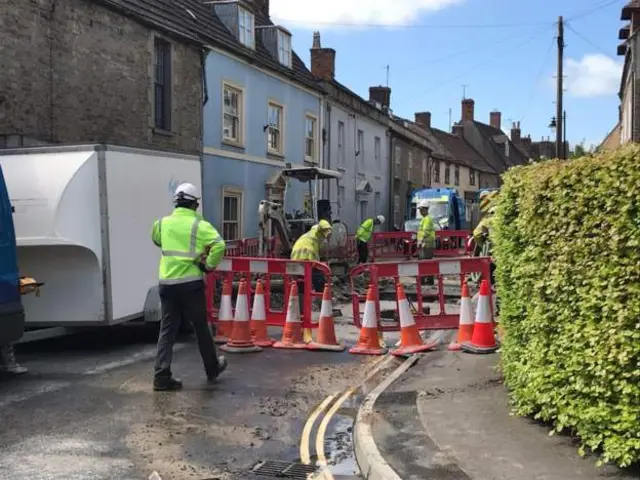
[461,280,498,354]
[349,285,387,355]
[220,279,262,353]
[250,279,275,347]
[273,281,307,350]
[307,283,345,352]
[391,283,439,356]
[448,281,474,351]
[214,278,233,344]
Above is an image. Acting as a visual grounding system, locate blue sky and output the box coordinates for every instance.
[271,0,625,149]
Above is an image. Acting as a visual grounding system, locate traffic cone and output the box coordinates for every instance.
[250,280,275,347]
[461,280,498,354]
[448,281,474,351]
[220,279,262,353]
[307,283,345,352]
[349,285,387,355]
[214,278,233,344]
[391,283,439,356]
[273,281,307,350]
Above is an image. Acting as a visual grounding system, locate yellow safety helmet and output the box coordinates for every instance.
[317,219,332,233]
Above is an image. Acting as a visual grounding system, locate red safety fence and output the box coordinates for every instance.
[205,257,332,330]
[369,230,472,261]
[350,256,493,331]
[225,240,243,257]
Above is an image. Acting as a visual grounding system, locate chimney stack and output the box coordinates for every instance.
[414,112,431,129]
[490,111,501,130]
[522,133,532,150]
[369,86,392,109]
[461,98,475,122]
[310,32,336,82]
[452,123,464,136]
[511,121,521,144]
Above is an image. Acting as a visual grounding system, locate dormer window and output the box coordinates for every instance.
[238,6,255,49]
[277,29,292,67]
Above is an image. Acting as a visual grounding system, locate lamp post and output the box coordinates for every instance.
[549,110,567,159]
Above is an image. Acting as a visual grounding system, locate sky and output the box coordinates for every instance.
[270,0,626,149]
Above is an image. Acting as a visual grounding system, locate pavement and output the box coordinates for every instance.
[365,350,640,480]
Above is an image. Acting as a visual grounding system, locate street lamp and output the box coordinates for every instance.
[549,111,567,159]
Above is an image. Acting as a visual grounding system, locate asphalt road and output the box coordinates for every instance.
[0,323,377,480]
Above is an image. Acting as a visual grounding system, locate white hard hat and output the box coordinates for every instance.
[376,215,385,224]
[174,183,200,202]
[417,200,430,209]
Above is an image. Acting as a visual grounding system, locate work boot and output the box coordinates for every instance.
[208,355,227,382]
[0,345,28,375]
[153,376,183,391]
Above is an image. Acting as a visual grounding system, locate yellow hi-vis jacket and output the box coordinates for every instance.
[151,207,225,284]
[473,215,492,244]
[290,226,322,261]
[355,218,375,243]
[417,215,436,248]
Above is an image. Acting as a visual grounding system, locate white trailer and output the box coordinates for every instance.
[0,144,201,340]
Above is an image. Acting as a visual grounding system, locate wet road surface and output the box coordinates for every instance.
[0,324,376,480]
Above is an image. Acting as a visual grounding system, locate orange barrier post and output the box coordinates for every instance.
[250,279,275,347]
[448,281,474,351]
[349,285,387,355]
[391,283,439,356]
[461,280,498,354]
[273,281,307,350]
[307,283,345,352]
[215,278,233,344]
[220,279,262,353]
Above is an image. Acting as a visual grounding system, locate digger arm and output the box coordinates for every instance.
[258,201,292,255]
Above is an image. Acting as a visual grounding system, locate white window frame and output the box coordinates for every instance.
[267,100,285,155]
[304,113,318,162]
[470,168,476,186]
[222,81,244,146]
[222,187,243,240]
[277,29,292,67]
[337,121,345,166]
[374,136,381,166]
[238,7,255,49]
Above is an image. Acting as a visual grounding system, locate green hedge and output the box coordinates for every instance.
[492,145,640,467]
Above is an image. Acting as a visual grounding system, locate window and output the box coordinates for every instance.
[374,192,381,214]
[305,114,317,161]
[454,165,460,186]
[408,150,413,170]
[359,201,368,223]
[277,29,292,67]
[222,188,243,240]
[338,121,345,166]
[394,145,401,171]
[444,163,451,184]
[338,186,345,206]
[267,101,284,154]
[303,194,312,215]
[222,83,243,144]
[357,129,365,169]
[374,136,381,166]
[238,7,255,48]
[470,169,476,186]
[154,38,171,130]
[433,160,440,183]
[422,157,428,185]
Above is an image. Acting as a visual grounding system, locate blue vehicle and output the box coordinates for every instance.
[0,165,24,345]
[406,188,469,231]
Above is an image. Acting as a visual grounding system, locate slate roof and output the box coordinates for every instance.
[430,129,497,174]
[95,0,322,92]
[472,121,528,168]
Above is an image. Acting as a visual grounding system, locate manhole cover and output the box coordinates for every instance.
[252,460,318,479]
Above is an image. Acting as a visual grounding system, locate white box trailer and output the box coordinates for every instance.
[0,144,201,332]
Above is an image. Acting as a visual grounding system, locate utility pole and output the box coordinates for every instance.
[556,16,564,159]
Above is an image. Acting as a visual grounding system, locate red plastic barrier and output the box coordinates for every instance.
[350,256,493,331]
[205,257,332,330]
[225,240,243,257]
[435,230,470,257]
[369,230,472,261]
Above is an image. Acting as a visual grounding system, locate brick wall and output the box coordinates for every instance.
[0,0,203,155]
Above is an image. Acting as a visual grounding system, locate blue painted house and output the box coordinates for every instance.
[202,0,324,240]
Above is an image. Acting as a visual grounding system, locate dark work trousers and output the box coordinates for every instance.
[419,245,435,286]
[297,270,326,319]
[155,280,221,380]
[357,240,369,264]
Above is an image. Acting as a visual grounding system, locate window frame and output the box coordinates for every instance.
[444,162,451,184]
[469,168,476,186]
[374,136,381,167]
[277,28,292,67]
[422,157,428,185]
[433,159,440,183]
[221,81,245,147]
[153,37,172,131]
[222,187,243,241]
[454,165,460,186]
[267,100,285,155]
[238,7,255,49]
[304,113,318,163]
[337,121,346,166]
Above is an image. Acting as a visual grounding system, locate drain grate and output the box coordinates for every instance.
[252,460,318,479]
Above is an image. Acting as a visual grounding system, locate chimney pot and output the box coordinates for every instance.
[369,86,392,109]
[490,111,501,130]
[310,32,336,81]
[415,112,431,129]
[461,98,475,122]
[511,121,522,144]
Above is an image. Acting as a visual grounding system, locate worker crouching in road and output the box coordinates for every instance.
[416,200,436,285]
[151,183,228,391]
[290,220,333,343]
[355,215,385,264]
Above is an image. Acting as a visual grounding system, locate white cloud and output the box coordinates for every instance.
[270,0,463,28]
[565,54,623,98]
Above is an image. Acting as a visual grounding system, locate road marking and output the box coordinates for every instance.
[83,344,186,375]
[315,387,356,467]
[300,393,337,465]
